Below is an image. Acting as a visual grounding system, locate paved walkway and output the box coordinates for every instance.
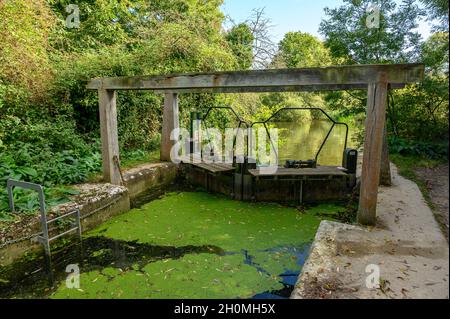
[291,164,449,299]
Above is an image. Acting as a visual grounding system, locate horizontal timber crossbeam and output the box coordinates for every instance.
[87,64,424,93]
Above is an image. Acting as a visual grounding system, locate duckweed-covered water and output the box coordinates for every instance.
[1,191,347,299]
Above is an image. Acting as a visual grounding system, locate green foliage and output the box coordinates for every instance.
[319,0,423,64]
[390,33,449,142]
[48,0,236,141]
[420,0,449,31]
[226,23,254,69]
[120,149,160,169]
[388,137,448,159]
[49,0,148,52]
[278,32,332,68]
[421,32,449,75]
[0,118,102,215]
[253,32,332,120]
[391,81,448,141]
[0,0,448,222]
[318,0,424,120]
[0,0,239,219]
[0,0,55,107]
[318,0,448,147]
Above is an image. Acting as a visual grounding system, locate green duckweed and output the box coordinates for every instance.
[49,191,346,299]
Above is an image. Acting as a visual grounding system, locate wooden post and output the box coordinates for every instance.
[99,89,121,185]
[160,93,179,161]
[357,73,388,225]
[380,124,392,186]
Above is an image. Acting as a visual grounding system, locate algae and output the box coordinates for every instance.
[53,253,285,299]
[88,192,320,251]
[3,191,348,299]
[51,192,327,299]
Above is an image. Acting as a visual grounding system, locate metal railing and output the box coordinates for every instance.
[198,106,249,162]
[191,106,349,167]
[249,107,349,165]
[7,178,82,280]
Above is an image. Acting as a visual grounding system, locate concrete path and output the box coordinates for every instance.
[291,164,449,299]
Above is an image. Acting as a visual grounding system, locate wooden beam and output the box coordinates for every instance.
[86,64,424,92]
[154,83,406,94]
[358,73,389,225]
[160,93,179,161]
[99,89,121,185]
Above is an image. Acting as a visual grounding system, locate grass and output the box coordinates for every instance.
[390,153,447,209]
[121,150,160,169]
[86,149,161,183]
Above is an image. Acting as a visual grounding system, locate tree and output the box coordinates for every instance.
[319,0,424,64]
[393,32,449,141]
[246,8,277,69]
[278,32,332,68]
[255,32,332,115]
[318,0,426,141]
[226,23,254,69]
[0,0,56,104]
[49,0,237,141]
[49,0,149,52]
[225,8,277,69]
[421,31,449,76]
[420,0,449,31]
[319,0,448,152]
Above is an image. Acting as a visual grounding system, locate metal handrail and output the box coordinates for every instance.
[249,107,349,165]
[7,178,82,282]
[191,106,349,166]
[199,106,249,161]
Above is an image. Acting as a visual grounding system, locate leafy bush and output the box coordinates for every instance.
[0,118,102,217]
[388,137,448,159]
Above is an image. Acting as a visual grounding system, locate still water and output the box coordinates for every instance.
[276,120,349,166]
[253,119,352,167]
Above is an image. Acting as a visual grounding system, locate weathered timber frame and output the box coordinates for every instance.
[87,63,424,225]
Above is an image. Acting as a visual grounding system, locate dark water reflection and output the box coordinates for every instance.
[0,236,311,299]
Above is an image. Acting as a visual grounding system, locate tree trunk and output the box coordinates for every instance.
[380,124,392,186]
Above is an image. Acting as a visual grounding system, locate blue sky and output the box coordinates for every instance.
[221,0,433,43]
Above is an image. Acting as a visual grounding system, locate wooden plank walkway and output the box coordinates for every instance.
[179,155,234,173]
[190,162,234,173]
[248,166,347,177]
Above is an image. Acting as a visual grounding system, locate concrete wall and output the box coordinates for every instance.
[0,162,178,267]
[123,162,178,207]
